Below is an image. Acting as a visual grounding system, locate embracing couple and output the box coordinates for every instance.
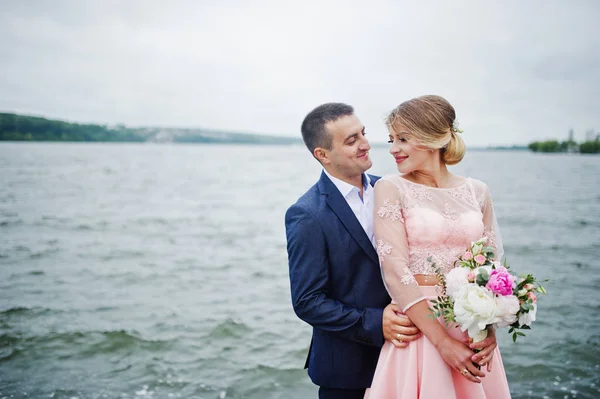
[285,96,512,399]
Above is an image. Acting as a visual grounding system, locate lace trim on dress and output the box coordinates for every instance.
[377,199,404,223]
[401,269,417,285]
[448,180,478,207]
[408,184,434,202]
[376,239,393,260]
[483,228,498,252]
[401,184,433,210]
[443,201,458,221]
[408,245,464,275]
[399,177,481,210]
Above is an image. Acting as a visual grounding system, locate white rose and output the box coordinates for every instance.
[445,267,470,299]
[453,284,498,339]
[518,303,537,326]
[494,294,520,328]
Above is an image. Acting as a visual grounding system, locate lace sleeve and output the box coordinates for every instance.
[481,185,504,262]
[373,178,427,312]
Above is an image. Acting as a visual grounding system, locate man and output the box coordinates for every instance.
[285,103,421,399]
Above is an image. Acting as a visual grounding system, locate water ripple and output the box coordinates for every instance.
[0,144,598,398]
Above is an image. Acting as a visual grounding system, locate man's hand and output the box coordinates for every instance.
[382,303,421,348]
[470,327,497,372]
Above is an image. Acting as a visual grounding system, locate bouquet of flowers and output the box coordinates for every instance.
[430,237,546,343]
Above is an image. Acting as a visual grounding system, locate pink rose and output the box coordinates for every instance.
[528,292,537,302]
[524,283,535,291]
[463,251,473,261]
[474,254,486,265]
[486,267,515,296]
[466,271,476,282]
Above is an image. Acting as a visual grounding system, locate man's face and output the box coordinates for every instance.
[320,114,372,179]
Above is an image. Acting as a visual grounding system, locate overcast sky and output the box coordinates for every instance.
[1,0,598,146]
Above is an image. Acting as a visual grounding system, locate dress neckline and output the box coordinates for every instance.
[399,175,470,190]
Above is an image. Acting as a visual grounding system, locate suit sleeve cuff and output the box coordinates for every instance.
[363,307,385,347]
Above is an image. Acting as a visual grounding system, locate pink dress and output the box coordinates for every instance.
[365,175,511,399]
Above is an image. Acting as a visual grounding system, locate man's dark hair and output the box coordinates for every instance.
[300,103,354,157]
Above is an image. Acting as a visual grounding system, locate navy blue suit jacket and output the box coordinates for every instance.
[285,171,391,389]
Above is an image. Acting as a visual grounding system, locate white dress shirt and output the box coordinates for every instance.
[323,170,375,248]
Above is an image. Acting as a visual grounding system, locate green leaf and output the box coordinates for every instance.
[476,269,489,286]
[482,246,495,254]
[537,285,547,294]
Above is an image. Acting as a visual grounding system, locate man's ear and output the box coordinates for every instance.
[313,147,329,164]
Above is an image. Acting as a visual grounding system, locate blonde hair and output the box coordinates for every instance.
[386,95,466,165]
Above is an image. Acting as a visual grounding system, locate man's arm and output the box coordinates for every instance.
[285,204,384,347]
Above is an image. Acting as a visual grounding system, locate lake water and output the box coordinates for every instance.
[0,142,599,399]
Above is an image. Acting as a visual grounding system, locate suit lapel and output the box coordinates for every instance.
[319,172,379,265]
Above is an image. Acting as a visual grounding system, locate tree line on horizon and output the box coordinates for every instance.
[0,112,299,144]
[0,112,145,142]
[528,128,599,154]
[3,112,598,153]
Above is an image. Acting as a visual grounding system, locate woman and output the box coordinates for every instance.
[365,95,511,398]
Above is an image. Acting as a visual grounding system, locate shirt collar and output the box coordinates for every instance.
[323,169,371,199]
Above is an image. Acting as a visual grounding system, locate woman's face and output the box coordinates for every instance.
[388,127,438,174]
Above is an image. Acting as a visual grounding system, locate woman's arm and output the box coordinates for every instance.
[467,182,505,370]
[372,178,426,311]
[481,183,504,262]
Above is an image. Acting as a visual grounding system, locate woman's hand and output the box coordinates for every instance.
[470,327,497,372]
[436,336,486,383]
[403,300,485,383]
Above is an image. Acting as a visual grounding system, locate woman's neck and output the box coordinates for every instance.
[407,165,453,188]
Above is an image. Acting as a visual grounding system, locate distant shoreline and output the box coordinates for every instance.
[0,112,542,150]
[0,140,533,152]
[528,139,599,154]
[0,112,300,145]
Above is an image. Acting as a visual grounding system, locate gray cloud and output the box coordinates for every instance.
[0,0,598,146]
